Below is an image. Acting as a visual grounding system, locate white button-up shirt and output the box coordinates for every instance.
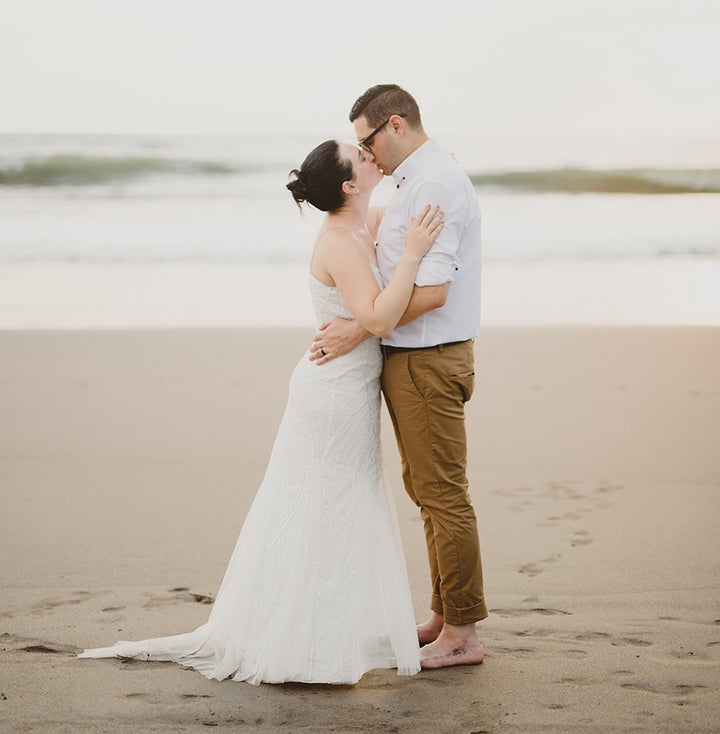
[377,139,482,347]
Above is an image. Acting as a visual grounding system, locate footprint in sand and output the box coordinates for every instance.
[620,682,662,694]
[571,531,593,547]
[362,674,453,690]
[563,649,589,659]
[491,646,538,658]
[17,638,77,656]
[620,681,707,696]
[512,629,553,638]
[518,554,562,577]
[675,684,707,694]
[510,500,535,512]
[575,632,651,647]
[492,487,535,499]
[535,481,624,527]
[123,692,172,704]
[143,588,215,609]
[490,608,572,618]
[665,648,712,662]
[542,481,586,501]
[500,481,625,536]
[491,486,537,512]
[619,637,652,648]
[169,587,215,604]
[559,511,584,521]
[22,644,72,655]
[518,561,543,577]
[31,590,100,617]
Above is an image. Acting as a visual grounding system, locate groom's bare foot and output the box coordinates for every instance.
[420,622,484,669]
[417,611,444,646]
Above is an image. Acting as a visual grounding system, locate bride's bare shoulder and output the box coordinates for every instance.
[311,226,367,285]
[315,225,360,247]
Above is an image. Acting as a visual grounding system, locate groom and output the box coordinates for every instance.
[310,84,486,669]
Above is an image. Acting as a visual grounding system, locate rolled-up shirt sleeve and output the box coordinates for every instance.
[411,181,465,287]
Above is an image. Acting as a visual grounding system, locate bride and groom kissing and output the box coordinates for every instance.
[79,84,487,684]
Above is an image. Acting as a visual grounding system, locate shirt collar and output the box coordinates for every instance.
[391,138,439,188]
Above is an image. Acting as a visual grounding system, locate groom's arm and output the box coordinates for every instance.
[309,283,448,365]
[309,318,371,364]
[396,283,448,326]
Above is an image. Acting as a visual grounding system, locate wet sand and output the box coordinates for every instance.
[1,327,719,733]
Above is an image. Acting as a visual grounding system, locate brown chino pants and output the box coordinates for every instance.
[382,339,487,626]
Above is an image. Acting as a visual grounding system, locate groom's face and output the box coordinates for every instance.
[353,116,394,176]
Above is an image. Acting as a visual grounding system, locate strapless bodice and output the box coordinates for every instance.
[308,266,384,325]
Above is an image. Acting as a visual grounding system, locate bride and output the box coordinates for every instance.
[79,139,444,685]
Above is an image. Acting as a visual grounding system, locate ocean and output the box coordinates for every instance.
[1,133,719,327]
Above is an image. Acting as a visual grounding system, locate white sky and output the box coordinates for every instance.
[1,0,719,137]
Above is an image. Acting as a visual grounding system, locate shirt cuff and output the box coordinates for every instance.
[415,255,460,286]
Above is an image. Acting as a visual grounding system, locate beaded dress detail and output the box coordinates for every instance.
[79,269,421,684]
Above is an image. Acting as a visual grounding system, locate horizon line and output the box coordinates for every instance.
[1,130,719,140]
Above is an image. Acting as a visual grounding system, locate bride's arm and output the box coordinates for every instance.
[309,282,448,364]
[307,206,386,363]
[319,207,442,338]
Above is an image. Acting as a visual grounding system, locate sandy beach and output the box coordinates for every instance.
[1,326,719,733]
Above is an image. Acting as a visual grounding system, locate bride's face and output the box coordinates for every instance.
[338,142,382,193]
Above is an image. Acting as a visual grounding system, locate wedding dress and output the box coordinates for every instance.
[79,270,421,685]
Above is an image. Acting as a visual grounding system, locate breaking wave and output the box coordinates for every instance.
[2,154,719,196]
[468,168,720,194]
[0,154,245,186]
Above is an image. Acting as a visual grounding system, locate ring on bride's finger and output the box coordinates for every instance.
[320,348,327,356]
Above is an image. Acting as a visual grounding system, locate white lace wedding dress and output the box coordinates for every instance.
[79,271,421,685]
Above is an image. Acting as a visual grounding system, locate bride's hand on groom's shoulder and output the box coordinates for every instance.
[309,317,372,364]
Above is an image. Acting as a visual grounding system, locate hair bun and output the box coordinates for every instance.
[287,141,353,212]
[286,168,308,205]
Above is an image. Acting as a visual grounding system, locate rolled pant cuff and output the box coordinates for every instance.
[442,599,489,626]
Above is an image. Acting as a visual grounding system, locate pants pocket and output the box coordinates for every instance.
[406,353,427,399]
[455,373,475,402]
[447,342,475,401]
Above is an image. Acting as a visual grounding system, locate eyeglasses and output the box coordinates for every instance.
[358,113,407,152]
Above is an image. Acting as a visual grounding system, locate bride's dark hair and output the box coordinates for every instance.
[287,140,354,213]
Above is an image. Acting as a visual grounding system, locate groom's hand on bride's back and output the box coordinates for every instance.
[309,317,373,365]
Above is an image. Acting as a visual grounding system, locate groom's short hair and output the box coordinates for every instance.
[349,84,423,130]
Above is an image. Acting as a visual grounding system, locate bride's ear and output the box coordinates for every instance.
[341,180,358,196]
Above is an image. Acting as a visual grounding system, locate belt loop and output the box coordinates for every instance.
[438,343,444,353]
